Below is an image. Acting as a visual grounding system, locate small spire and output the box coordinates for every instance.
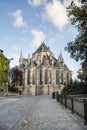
[59,51,62,58]
[19,50,23,63]
[58,51,62,59]
[28,53,30,59]
[20,50,23,58]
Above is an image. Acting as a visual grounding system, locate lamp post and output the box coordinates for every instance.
[8,58,14,64]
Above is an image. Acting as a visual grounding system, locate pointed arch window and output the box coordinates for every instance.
[49,70,52,83]
[32,70,35,85]
[45,69,48,84]
[61,71,63,84]
[40,69,42,85]
[67,73,69,82]
[56,70,59,84]
[27,70,30,85]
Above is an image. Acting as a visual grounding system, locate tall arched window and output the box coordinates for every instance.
[27,70,30,85]
[56,70,59,84]
[61,71,63,84]
[49,70,52,83]
[40,69,42,85]
[45,69,48,84]
[67,73,69,82]
[32,70,35,85]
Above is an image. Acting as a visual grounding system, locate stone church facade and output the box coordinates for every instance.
[19,43,72,95]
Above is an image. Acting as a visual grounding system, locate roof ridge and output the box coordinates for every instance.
[33,42,49,55]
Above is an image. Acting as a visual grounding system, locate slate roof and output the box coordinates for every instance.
[40,54,57,67]
[27,61,37,67]
[55,62,59,67]
[64,64,69,71]
[19,63,25,69]
[33,42,52,55]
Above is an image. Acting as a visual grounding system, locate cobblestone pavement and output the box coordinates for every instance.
[0,95,87,130]
[0,96,39,130]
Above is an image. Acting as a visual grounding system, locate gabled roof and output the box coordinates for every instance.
[55,62,59,67]
[64,64,69,71]
[33,42,51,55]
[37,42,48,51]
[19,63,25,69]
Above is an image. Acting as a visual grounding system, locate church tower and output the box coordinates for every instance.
[58,52,64,67]
[19,50,24,65]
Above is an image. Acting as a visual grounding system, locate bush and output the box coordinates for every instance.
[9,86,19,93]
[62,79,87,95]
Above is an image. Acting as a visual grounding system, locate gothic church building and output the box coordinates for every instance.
[19,43,72,95]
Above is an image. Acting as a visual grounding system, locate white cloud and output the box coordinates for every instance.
[32,29,46,47]
[8,10,27,27]
[27,0,47,6]
[44,0,68,30]
[13,45,19,51]
[64,0,81,7]
[43,0,81,30]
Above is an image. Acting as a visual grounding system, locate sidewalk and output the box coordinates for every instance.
[18,95,87,130]
[0,92,20,100]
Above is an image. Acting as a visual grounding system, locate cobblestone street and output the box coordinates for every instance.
[0,95,87,130]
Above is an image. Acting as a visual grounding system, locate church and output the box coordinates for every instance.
[19,43,72,95]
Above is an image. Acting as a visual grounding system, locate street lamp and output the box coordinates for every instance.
[8,58,14,63]
[0,49,4,53]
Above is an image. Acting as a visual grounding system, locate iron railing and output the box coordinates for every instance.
[52,92,87,125]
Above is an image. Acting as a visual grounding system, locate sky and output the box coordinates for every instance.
[0,0,81,80]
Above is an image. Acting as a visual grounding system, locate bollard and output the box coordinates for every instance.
[52,92,55,99]
[83,99,87,125]
[65,95,67,108]
[57,94,59,102]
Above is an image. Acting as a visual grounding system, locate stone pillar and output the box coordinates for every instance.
[42,68,44,86]
[63,71,67,85]
[24,69,27,86]
[36,68,39,95]
[48,67,50,95]
[52,67,55,92]
[59,71,62,83]
[42,68,44,94]
[23,68,28,95]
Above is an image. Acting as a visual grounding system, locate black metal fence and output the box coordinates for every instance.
[52,92,87,125]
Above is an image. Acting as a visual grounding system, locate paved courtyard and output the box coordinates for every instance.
[0,95,87,130]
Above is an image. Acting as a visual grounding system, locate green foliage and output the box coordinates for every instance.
[62,79,87,95]
[65,1,87,62]
[65,0,87,84]
[9,86,19,93]
[0,52,9,86]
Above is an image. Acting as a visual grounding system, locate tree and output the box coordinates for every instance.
[9,66,23,87]
[65,0,87,83]
[62,78,85,95]
[0,50,9,87]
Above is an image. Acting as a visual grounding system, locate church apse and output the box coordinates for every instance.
[19,42,72,95]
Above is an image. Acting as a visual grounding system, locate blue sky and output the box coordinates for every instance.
[0,0,81,79]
